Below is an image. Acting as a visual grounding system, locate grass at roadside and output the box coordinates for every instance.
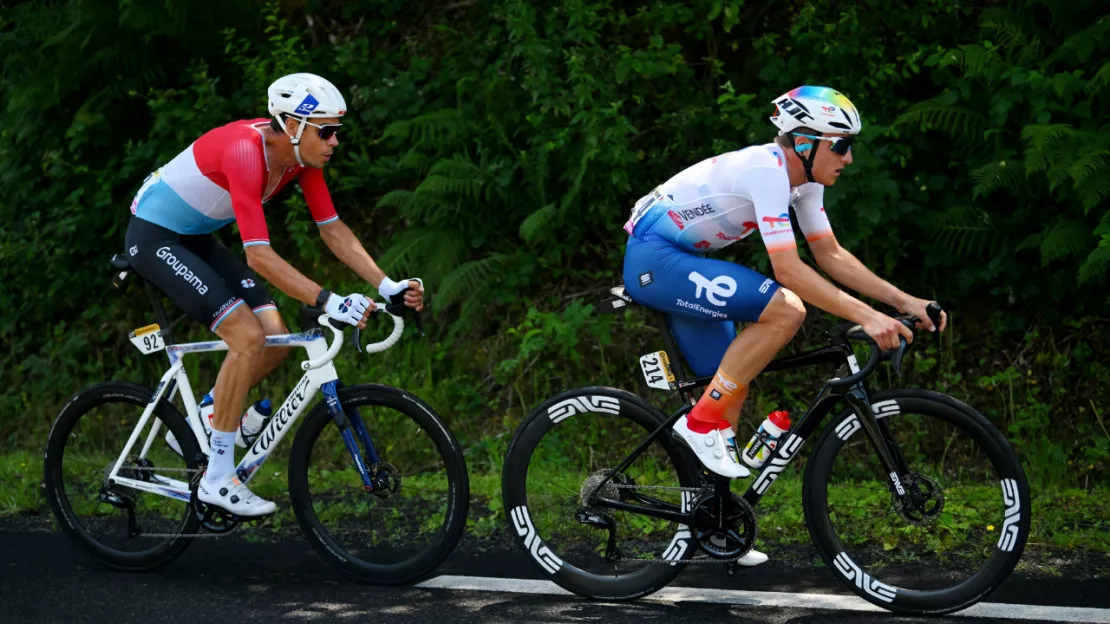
[3,451,1107,562]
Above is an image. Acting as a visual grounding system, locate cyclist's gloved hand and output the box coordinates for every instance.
[378,276,425,311]
[325,293,373,328]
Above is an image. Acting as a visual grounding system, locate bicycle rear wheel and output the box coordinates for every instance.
[803,388,1030,615]
[501,387,704,600]
[287,384,468,584]
[44,381,201,571]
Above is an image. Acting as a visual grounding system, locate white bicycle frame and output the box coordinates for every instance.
[105,311,404,503]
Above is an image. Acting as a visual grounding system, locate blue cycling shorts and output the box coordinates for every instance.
[622,232,781,376]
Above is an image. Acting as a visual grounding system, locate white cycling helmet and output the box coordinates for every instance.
[770,86,862,136]
[267,73,347,165]
[770,86,862,183]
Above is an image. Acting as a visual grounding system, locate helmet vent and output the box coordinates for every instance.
[828,121,851,130]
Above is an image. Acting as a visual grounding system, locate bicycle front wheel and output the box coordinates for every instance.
[501,387,705,600]
[287,384,469,584]
[44,381,202,571]
[803,388,1030,615]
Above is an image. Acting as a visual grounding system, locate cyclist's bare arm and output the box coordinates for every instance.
[809,236,946,332]
[808,236,910,310]
[245,245,324,306]
[319,220,388,288]
[319,220,425,310]
[768,248,874,324]
[768,248,911,350]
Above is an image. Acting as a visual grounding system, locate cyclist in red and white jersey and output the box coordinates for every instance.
[123,73,423,516]
[622,86,948,564]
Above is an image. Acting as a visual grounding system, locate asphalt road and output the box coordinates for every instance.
[2,521,1108,624]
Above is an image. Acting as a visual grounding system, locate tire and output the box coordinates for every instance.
[44,381,202,571]
[288,384,468,584]
[501,386,703,600]
[802,389,1031,615]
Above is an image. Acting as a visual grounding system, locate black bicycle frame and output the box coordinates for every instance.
[587,341,913,524]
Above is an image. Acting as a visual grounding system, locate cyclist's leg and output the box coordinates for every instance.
[209,307,265,433]
[624,232,803,428]
[191,235,290,386]
[125,218,274,514]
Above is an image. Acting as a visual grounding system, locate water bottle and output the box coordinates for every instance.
[236,399,273,448]
[199,392,215,436]
[741,410,792,469]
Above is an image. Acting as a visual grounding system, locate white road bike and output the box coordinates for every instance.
[44,254,468,584]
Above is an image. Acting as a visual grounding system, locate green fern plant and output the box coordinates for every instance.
[895,95,987,138]
[926,206,1001,258]
[971,159,1026,199]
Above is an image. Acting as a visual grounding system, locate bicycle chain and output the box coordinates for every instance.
[586,482,753,565]
[113,465,247,539]
[608,483,704,493]
[129,472,740,558]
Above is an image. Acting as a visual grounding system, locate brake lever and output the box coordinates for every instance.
[926,302,944,353]
[387,287,426,337]
[889,318,916,378]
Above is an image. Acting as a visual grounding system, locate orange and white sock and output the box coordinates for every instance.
[687,370,748,434]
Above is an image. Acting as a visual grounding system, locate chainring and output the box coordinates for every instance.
[189,471,242,534]
[689,490,757,560]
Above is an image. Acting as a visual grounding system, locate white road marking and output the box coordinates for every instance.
[416,575,1110,623]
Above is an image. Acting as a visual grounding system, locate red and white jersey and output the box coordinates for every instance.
[130,118,338,246]
[623,144,833,254]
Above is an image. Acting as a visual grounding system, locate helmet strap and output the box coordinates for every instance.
[275,114,308,167]
[792,132,819,183]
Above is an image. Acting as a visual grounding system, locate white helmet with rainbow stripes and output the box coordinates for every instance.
[770,86,862,136]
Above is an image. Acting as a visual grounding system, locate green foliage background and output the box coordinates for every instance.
[1,0,1107,494]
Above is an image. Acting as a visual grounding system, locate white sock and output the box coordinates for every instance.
[205,429,237,485]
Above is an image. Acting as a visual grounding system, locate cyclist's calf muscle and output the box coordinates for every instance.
[211,306,267,432]
[713,290,804,427]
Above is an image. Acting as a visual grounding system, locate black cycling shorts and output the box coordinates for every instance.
[124,216,276,331]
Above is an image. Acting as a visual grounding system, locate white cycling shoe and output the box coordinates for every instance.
[673,415,750,479]
[738,549,769,566]
[197,473,276,517]
[166,400,215,457]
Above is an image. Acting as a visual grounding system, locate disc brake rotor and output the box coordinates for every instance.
[892,473,945,525]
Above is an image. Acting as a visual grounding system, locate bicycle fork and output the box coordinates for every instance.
[321,381,384,492]
[842,387,914,500]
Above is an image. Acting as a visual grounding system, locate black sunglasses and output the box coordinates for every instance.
[302,119,341,140]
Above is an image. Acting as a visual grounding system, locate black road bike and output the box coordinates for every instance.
[501,286,1029,615]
